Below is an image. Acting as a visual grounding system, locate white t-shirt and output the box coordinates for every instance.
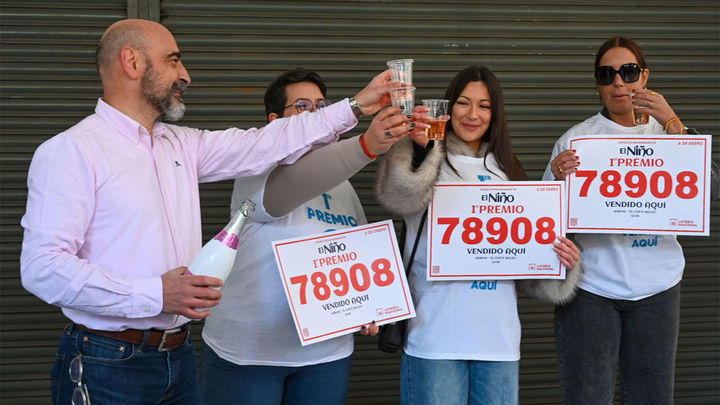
[542,113,684,300]
[403,151,521,361]
[202,171,367,366]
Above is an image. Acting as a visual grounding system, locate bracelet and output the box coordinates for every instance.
[359,133,377,159]
[349,97,364,119]
[663,116,681,132]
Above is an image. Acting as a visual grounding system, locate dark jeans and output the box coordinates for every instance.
[51,324,200,405]
[555,284,680,405]
[200,342,351,405]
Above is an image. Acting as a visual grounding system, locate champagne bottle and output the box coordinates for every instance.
[186,199,256,284]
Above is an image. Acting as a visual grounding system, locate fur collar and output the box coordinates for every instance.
[445,132,489,158]
[374,136,444,216]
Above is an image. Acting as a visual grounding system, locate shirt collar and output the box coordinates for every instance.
[95,98,168,144]
[600,106,611,119]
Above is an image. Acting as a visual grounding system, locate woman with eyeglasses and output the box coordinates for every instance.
[541,36,695,404]
[375,66,581,405]
[200,68,429,405]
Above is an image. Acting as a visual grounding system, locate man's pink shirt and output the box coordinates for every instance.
[20,98,356,331]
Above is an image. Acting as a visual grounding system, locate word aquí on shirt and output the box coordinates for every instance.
[631,235,658,248]
[470,280,498,291]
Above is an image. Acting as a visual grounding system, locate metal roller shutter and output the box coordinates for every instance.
[161,2,719,404]
[1,0,718,403]
[0,2,131,403]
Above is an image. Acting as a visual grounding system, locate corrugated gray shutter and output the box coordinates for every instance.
[1,0,718,403]
[162,2,719,404]
[0,2,130,403]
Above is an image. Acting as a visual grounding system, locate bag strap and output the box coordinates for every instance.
[403,209,428,276]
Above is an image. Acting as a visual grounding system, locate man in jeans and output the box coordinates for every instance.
[20,18,395,404]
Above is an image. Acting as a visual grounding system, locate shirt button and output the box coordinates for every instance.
[144,307,151,313]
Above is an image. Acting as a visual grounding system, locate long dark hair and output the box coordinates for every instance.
[595,36,648,71]
[444,66,527,181]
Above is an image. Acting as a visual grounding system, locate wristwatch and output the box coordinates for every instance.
[348,97,364,119]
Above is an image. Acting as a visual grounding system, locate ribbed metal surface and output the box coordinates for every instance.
[161,3,719,403]
[1,0,718,403]
[0,1,127,403]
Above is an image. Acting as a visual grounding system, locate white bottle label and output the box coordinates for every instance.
[186,239,236,281]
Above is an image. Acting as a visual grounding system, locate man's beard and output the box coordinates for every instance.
[141,62,186,122]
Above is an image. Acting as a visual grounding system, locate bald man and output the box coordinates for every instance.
[20,19,395,404]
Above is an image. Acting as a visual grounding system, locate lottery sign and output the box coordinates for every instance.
[427,182,566,280]
[272,220,415,345]
[566,134,712,235]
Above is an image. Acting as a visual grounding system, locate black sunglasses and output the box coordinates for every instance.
[595,63,644,85]
[283,98,331,113]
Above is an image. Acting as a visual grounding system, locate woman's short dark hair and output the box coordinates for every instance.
[264,68,327,120]
[444,66,527,181]
[595,36,648,70]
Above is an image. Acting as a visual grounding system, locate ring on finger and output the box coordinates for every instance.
[649,100,653,108]
[650,90,656,96]
[384,130,393,137]
[558,165,565,173]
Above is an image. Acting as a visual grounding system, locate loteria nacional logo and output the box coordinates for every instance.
[619,145,654,156]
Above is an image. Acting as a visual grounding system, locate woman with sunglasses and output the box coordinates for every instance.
[542,36,696,404]
[375,66,581,405]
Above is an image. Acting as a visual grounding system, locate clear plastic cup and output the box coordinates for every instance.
[629,93,649,125]
[389,86,416,113]
[422,99,450,140]
[386,59,414,85]
[634,107,649,125]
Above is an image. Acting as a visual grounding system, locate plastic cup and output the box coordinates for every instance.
[629,93,649,125]
[634,107,649,125]
[387,59,414,85]
[422,99,450,140]
[389,86,416,114]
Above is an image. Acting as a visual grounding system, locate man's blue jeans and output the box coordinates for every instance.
[400,352,519,405]
[51,324,199,404]
[555,284,680,405]
[200,342,351,405]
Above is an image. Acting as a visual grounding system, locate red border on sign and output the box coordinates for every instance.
[274,222,413,343]
[567,136,709,234]
[428,182,564,279]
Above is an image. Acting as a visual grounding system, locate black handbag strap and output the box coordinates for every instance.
[402,209,428,276]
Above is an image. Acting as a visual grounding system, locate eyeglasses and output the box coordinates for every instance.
[283,98,331,113]
[69,354,91,405]
[595,63,644,85]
